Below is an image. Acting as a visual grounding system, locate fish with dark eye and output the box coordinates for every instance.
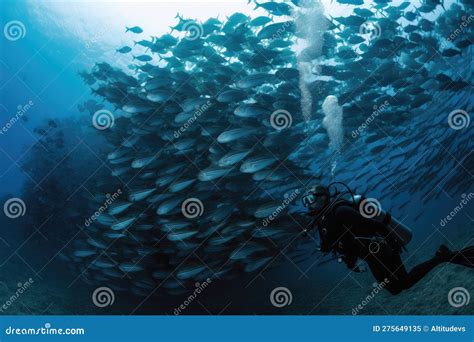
[333,15,366,27]
[254,1,293,16]
[249,16,272,27]
[440,48,462,57]
[132,54,153,62]
[435,73,452,83]
[397,1,411,9]
[257,21,295,39]
[348,34,365,44]
[216,89,248,103]
[404,11,417,21]
[170,16,195,32]
[336,0,364,5]
[226,12,248,26]
[126,26,143,34]
[417,3,436,13]
[455,39,471,49]
[134,39,154,48]
[404,24,418,33]
[418,19,434,32]
[155,34,178,47]
[353,8,374,17]
[116,46,132,53]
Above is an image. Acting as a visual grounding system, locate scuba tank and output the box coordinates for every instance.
[351,194,413,247]
[306,182,413,251]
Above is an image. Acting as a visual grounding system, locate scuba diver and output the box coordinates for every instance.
[302,183,474,295]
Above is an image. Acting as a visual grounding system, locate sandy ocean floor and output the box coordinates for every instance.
[0,221,472,315]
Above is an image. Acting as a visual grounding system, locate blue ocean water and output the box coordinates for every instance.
[0,0,472,315]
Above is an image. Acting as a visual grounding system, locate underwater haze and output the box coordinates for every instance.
[0,0,473,315]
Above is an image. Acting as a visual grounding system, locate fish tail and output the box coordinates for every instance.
[125,26,130,32]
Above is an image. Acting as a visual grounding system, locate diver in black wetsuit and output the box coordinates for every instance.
[303,184,474,295]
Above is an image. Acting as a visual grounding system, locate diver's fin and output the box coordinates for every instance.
[450,246,474,268]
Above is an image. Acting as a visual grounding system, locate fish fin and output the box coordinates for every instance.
[125,27,130,32]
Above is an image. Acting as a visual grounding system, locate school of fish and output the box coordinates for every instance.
[36,0,473,296]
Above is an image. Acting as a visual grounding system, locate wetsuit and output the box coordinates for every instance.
[318,202,446,295]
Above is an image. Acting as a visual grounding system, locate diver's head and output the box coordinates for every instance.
[302,184,330,216]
